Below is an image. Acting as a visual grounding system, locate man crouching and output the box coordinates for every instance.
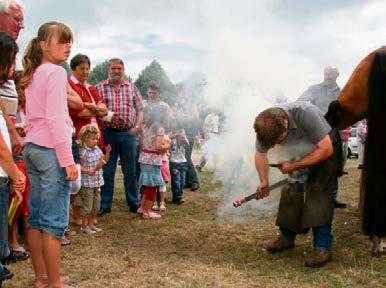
[254,102,337,268]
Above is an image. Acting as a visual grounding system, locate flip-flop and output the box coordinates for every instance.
[60,237,71,246]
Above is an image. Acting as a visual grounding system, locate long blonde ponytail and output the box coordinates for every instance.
[21,37,42,88]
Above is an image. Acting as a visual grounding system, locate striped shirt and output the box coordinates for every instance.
[80,146,104,188]
[95,80,144,129]
[0,80,18,118]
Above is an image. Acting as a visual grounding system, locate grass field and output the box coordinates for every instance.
[6,156,386,288]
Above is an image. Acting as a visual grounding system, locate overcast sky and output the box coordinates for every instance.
[17,0,386,91]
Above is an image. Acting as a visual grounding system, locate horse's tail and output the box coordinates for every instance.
[362,50,386,237]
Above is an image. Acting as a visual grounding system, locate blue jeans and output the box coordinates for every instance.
[0,179,10,263]
[101,129,139,210]
[24,143,71,240]
[170,162,187,201]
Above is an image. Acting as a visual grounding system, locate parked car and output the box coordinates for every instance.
[347,127,359,158]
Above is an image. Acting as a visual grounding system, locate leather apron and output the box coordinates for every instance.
[275,129,339,232]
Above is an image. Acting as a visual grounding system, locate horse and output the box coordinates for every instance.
[325,46,386,242]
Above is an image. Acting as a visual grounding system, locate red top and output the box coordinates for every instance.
[68,78,105,148]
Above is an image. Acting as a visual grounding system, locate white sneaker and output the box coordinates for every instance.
[152,202,159,211]
[159,202,166,211]
[90,225,102,232]
[80,227,96,234]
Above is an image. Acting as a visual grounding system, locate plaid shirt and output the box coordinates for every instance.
[80,147,104,188]
[95,80,144,129]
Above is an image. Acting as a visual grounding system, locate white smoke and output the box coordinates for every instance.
[199,0,333,220]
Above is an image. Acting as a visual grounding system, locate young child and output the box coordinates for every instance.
[138,107,170,219]
[153,134,171,212]
[22,22,78,288]
[78,124,110,234]
[169,127,189,204]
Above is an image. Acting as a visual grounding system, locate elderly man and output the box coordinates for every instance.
[0,1,26,284]
[96,58,144,215]
[298,66,340,115]
[297,65,346,209]
[254,102,337,268]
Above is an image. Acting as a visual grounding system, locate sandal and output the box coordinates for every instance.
[2,248,30,264]
[142,211,161,220]
[61,236,71,246]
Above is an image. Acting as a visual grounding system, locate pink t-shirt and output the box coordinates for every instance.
[24,63,74,167]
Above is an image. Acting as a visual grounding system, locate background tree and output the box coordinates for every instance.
[88,60,109,85]
[135,60,177,104]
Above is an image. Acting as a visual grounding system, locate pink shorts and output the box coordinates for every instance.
[160,160,170,183]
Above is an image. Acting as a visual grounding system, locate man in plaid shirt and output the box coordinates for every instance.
[95,58,144,215]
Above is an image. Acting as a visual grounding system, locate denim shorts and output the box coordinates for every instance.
[24,143,71,240]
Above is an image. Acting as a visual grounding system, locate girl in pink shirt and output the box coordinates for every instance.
[22,22,78,288]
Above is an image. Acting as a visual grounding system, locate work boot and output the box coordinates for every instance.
[265,235,294,253]
[304,250,332,268]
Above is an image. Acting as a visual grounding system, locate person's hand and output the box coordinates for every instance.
[65,164,78,181]
[129,127,140,136]
[278,161,297,174]
[84,102,98,113]
[11,169,26,202]
[10,132,23,155]
[15,127,26,138]
[110,114,121,126]
[105,144,112,154]
[256,180,269,199]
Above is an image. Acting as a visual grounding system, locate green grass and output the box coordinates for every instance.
[7,157,386,287]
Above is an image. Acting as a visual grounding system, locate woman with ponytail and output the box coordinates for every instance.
[22,22,77,288]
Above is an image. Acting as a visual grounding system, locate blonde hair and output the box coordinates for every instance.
[22,21,73,88]
[78,124,99,148]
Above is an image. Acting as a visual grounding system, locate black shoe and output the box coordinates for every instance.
[342,171,348,175]
[184,184,192,189]
[172,198,185,205]
[0,267,14,281]
[190,183,200,191]
[129,206,139,213]
[97,208,111,216]
[334,201,347,209]
[2,250,30,265]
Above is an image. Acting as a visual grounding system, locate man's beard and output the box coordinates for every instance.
[109,75,122,83]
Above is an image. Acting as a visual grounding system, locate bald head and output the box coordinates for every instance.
[323,65,339,88]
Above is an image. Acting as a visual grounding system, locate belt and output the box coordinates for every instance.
[0,176,9,187]
[107,127,130,132]
[142,149,161,155]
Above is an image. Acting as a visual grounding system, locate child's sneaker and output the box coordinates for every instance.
[90,225,103,232]
[137,206,144,214]
[80,227,96,234]
[142,211,161,220]
[159,202,166,211]
[152,202,159,211]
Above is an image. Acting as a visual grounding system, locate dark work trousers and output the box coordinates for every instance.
[184,136,199,188]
